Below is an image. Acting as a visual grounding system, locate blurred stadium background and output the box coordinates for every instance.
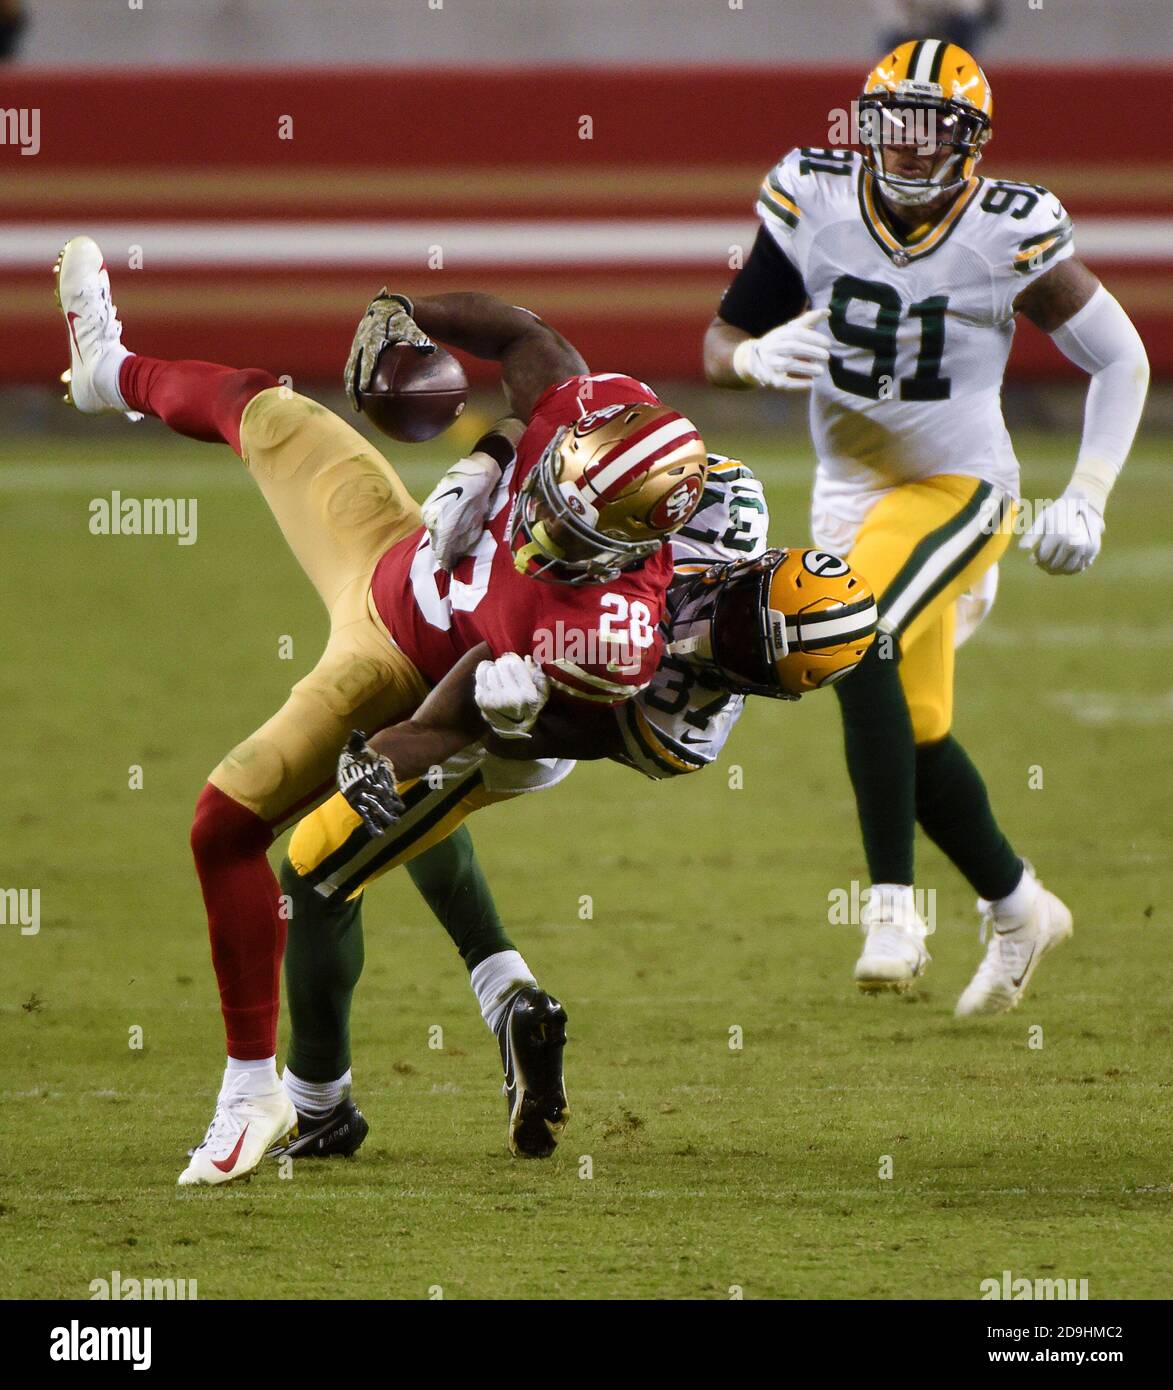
[1,0,1170,420]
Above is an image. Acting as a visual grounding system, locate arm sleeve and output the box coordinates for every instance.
[717,226,809,338]
[1050,285,1150,510]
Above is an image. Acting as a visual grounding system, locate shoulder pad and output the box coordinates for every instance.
[975,179,1074,275]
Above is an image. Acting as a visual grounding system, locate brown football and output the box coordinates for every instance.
[359,342,469,443]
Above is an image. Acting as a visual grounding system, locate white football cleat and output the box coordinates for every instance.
[854,884,931,992]
[955,869,1073,1017]
[52,234,141,418]
[178,1073,297,1187]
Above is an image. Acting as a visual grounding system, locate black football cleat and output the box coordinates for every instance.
[267,1098,369,1159]
[496,986,569,1158]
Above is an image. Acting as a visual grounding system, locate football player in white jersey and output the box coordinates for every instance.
[704,38,1149,1014]
[274,458,877,1159]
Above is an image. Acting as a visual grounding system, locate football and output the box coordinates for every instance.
[359,342,469,443]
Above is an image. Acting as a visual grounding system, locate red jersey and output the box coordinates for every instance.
[370,373,673,706]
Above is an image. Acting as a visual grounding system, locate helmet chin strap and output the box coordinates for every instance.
[874,149,966,208]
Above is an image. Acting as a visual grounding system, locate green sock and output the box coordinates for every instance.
[281,856,365,1083]
[282,827,513,1081]
[405,825,515,971]
[915,735,1023,901]
[834,642,917,885]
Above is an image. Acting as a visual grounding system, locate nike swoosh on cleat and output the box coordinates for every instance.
[66,311,82,351]
[500,1026,516,1092]
[1010,946,1036,989]
[211,1124,250,1173]
[431,487,464,504]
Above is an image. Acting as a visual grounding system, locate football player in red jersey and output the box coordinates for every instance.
[54,236,708,1185]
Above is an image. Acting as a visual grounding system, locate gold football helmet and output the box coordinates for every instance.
[859,38,993,207]
[668,548,877,698]
[509,402,708,584]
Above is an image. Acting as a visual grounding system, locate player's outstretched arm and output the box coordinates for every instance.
[483,700,625,764]
[1015,259,1150,575]
[363,644,492,786]
[347,289,587,422]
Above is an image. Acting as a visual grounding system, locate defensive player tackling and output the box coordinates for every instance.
[273,425,876,1159]
[55,240,710,1184]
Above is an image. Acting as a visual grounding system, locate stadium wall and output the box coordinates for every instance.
[2,67,1170,385]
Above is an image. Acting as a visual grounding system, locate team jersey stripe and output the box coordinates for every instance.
[758,175,802,229]
[706,458,749,479]
[548,673,648,703]
[547,656,651,703]
[548,657,644,695]
[1013,219,1074,273]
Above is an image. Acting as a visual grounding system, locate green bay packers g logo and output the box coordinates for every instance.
[802,550,850,577]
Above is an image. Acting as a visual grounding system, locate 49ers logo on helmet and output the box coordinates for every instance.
[649,475,703,530]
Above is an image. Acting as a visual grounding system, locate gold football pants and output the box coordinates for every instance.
[207,388,430,828]
[846,475,1014,743]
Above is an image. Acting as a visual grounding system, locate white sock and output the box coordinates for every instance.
[223,1055,280,1096]
[93,344,132,411]
[870,883,916,916]
[992,865,1039,925]
[470,950,537,1034]
[283,1066,351,1118]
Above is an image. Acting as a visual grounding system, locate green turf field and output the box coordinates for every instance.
[0,420,1169,1300]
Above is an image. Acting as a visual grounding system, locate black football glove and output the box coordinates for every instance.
[344,288,436,410]
[337,730,404,836]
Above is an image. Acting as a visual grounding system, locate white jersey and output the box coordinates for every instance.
[615,455,770,780]
[756,147,1074,536]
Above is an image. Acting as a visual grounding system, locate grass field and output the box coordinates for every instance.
[1,418,1170,1300]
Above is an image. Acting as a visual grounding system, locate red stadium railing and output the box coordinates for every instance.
[2,66,1169,384]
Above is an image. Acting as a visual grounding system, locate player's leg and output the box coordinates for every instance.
[280,783,569,1157]
[833,475,1012,989]
[57,235,422,615]
[272,856,370,1158]
[904,609,1022,903]
[903,611,1074,1017]
[57,235,431,1181]
[182,618,428,1184]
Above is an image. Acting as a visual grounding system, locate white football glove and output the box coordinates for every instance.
[732,307,831,390]
[1021,488,1105,575]
[474,653,549,740]
[421,456,500,571]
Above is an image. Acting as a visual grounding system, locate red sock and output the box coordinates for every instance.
[190,783,285,1061]
[119,358,278,457]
